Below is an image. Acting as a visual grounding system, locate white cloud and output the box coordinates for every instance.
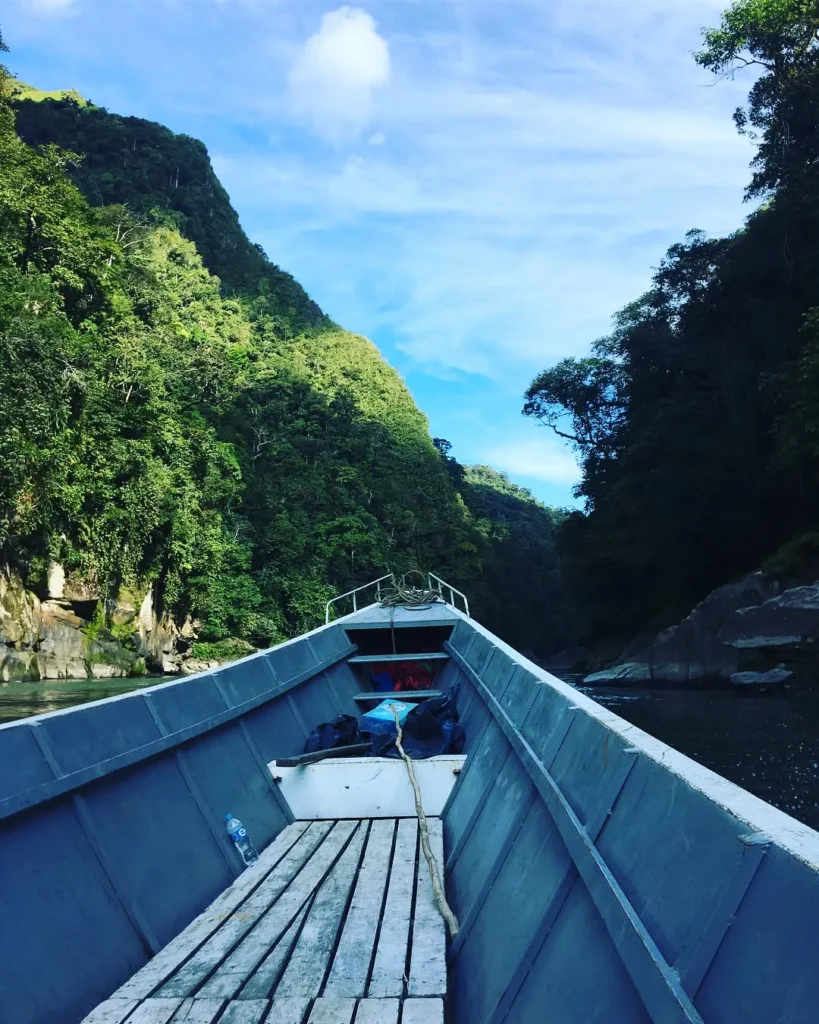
[288,6,390,141]
[482,436,582,487]
[209,0,755,390]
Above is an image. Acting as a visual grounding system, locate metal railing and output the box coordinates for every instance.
[325,571,471,624]
[427,572,470,618]
[325,574,395,624]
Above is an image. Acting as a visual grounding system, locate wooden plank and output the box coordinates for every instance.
[125,1000,184,1024]
[240,903,310,999]
[274,824,368,999]
[197,821,361,999]
[80,998,139,1023]
[307,999,357,1023]
[113,822,310,1001]
[367,818,418,998]
[402,998,444,1024]
[323,819,395,997]
[161,822,334,997]
[352,691,442,704]
[351,999,400,1023]
[265,997,311,1024]
[170,999,225,1023]
[218,1002,270,1024]
[408,818,447,997]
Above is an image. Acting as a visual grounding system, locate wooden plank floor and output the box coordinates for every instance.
[84,820,446,1024]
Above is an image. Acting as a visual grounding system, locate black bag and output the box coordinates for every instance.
[369,692,465,759]
[304,714,360,754]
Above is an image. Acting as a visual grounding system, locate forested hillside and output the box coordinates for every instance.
[436,448,576,657]
[0,34,570,665]
[525,0,819,646]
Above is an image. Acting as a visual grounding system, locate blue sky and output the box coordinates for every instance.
[4,0,755,506]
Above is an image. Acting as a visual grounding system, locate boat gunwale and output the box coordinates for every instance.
[0,611,358,733]
[445,606,819,871]
[0,638,357,821]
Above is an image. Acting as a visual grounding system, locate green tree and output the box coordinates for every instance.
[696,0,819,196]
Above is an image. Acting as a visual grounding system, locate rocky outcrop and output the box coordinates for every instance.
[181,658,221,676]
[584,572,819,686]
[0,564,195,681]
[730,667,793,688]
[718,586,819,649]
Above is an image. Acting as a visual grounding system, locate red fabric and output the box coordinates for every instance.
[370,660,435,692]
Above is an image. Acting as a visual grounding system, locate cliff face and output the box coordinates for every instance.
[584,571,819,687]
[0,83,486,677]
[0,565,196,681]
[1,84,575,678]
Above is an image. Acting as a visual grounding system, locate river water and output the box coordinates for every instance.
[0,678,159,724]
[575,683,819,831]
[3,676,819,831]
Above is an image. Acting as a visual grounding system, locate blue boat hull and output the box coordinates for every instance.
[0,602,817,1023]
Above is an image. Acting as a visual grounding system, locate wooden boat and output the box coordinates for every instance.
[1,573,818,1024]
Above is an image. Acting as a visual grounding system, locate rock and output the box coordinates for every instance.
[180,615,200,640]
[47,561,66,599]
[0,648,39,682]
[110,602,137,627]
[584,662,654,685]
[0,568,40,648]
[40,600,86,631]
[719,585,819,648]
[161,652,183,674]
[89,662,121,680]
[0,565,192,680]
[139,589,154,633]
[181,658,221,676]
[36,620,89,680]
[0,614,24,645]
[584,572,780,686]
[730,667,793,687]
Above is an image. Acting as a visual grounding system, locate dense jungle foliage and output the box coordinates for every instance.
[525,0,819,644]
[0,34,572,658]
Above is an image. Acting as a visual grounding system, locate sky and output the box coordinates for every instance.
[3,0,755,506]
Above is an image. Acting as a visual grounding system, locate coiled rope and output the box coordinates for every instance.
[378,570,443,608]
[392,705,460,940]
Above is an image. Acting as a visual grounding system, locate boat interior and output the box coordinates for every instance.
[2,577,819,1024]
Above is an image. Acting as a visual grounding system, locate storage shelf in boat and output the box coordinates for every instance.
[353,689,443,704]
[347,652,449,664]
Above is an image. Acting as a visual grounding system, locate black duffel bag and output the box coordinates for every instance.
[304,713,361,754]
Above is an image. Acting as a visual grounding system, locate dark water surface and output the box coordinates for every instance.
[0,677,164,724]
[576,682,819,831]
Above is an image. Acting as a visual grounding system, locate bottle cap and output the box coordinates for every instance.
[225,813,232,821]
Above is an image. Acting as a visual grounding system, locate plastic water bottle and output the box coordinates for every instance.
[225,813,259,866]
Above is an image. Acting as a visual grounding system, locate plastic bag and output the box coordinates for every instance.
[369,692,465,759]
[361,699,414,739]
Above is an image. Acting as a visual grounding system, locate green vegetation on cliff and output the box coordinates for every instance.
[525,0,819,644]
[461,465,575,657]
[0,35,570,658]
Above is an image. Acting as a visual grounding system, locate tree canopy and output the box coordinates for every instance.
[526,0,819,643]
[0,42,573,659]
